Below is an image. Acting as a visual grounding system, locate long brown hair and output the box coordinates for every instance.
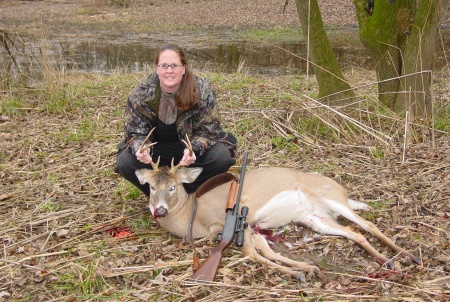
[155,44,198,110]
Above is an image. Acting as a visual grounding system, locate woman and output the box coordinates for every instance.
[115,44,236,195]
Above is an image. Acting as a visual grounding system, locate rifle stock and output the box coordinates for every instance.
[188,240,230,282]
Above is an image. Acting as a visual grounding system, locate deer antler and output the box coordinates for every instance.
[181,133,193,157]
[139,127,157,153]
[150,156,160,171]
[171,134,194,171]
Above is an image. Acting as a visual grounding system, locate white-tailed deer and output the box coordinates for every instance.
[135,159,420,280]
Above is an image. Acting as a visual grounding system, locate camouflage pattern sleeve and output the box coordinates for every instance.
[123,82,157,154]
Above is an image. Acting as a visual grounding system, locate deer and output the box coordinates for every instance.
[134,139,420,280]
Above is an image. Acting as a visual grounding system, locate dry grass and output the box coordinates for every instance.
[1,0,450,301]
[1,66,449,300]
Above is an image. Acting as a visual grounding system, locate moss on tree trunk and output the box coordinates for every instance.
[294,0,355,105]
[353,0,448,120]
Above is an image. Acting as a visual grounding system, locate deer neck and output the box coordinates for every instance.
[168,190,195,217]
[156,191,195,239]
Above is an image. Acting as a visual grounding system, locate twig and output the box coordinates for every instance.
[260,110,315,146]
[0,258,46,273]
[303,95,391,145]
[325,271,449,299]
[402,108,409,164]
[417,221,450,238]
[42,214,133,252]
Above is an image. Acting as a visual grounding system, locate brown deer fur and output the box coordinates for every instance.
[135,165,420,280]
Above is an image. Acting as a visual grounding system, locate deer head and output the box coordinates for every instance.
[135,133,201,219]
[135,164,203,219]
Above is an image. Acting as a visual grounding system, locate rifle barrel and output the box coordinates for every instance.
[233,152,248,215]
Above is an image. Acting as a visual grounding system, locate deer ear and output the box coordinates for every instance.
[135,169,152,185]
[178,167,203,183]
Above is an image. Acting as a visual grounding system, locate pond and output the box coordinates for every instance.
[3,29,450,76]
[60,40,376,75]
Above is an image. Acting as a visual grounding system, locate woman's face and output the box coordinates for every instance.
[156,49,186,93]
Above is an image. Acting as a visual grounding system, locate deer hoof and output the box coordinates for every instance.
[297,272,306,283]
[411,256,422,265]
[308,266,323,279]
[386,260,395,270]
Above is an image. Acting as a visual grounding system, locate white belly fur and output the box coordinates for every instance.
[252,189,316,229]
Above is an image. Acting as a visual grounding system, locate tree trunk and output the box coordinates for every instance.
[294,0,355,105]
[353,0,448,120]
[396,0,446,118]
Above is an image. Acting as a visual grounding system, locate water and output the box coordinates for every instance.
[2,30,449,76]
[55,40,372,75]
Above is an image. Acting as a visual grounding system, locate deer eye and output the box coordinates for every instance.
[169,186,176,191]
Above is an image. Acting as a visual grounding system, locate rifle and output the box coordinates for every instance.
[187,152,249,283]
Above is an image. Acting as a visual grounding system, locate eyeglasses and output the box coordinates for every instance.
[157,63,184,70]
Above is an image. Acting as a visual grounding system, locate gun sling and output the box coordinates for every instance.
[187,172,238,245]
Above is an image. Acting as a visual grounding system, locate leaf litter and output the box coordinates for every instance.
[0,0,449,301]
[1,71,449,301]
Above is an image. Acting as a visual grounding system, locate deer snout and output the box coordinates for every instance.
[154,206,168,218]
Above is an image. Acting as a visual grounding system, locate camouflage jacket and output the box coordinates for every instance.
[120,73,223,157]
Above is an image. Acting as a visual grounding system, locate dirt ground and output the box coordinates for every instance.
[1,0,450,301]
[0,0,357,35]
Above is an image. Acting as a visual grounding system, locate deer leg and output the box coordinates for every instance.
[242,229,319,280]
[344,212,421,264]
[307,215,396,268]
[320,199,420,265]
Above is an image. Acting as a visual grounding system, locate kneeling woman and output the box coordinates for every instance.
[115,44,236,195]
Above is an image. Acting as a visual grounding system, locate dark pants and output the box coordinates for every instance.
[115,142,235,195]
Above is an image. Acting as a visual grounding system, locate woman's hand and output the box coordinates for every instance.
[136,148,152,164]
[179,148,196,166]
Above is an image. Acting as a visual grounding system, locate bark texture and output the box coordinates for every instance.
[353,0,448,119]
[295,0,355,105]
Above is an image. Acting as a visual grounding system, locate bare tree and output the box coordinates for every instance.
[353,0,449,119]
[294,0,355,105]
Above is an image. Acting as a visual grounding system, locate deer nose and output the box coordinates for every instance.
[155,206,168,218]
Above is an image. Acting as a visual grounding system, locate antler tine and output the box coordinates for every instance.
[181,133,193,156]
[150,156,160,171]
[139,127,157,153]
[170,158,178,172]
[170,134,193,172]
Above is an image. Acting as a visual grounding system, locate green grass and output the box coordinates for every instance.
[108,0,134,8]
[370,147,385,159]
[115,179,143,201]
[76,7,101,16]
[67,119,101,143]
[0,97,24,116]
[297,115,334,139]
[53,262,104,299]
[271,135,298,152]
[435,102,450,132]
[127,216,154,229]
[366,199,391,210]
[40,199,61,212]
[213,73,261,90]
